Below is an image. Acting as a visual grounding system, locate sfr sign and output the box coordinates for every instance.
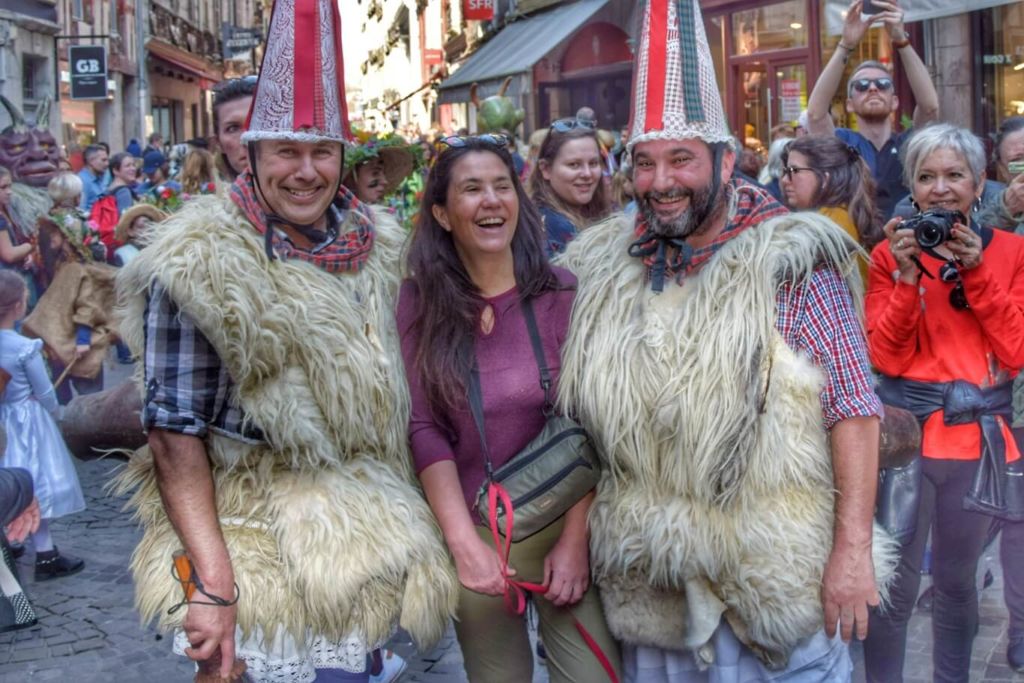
[464,0,494,21]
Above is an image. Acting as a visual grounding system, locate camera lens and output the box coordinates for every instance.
[915,220,949,249]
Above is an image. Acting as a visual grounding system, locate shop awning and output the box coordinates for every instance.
[825,0,1019,34]
[437,0,610,105]
[146,39,222,83]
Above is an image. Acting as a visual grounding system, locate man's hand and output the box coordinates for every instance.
[182,580,238,680]
[5,497,40,543]
[842,0,883,48]
[1004,173,1024,217]
[871,1,907,40]
[822,539,879,641]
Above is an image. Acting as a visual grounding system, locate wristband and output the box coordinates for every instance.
[891,34,911,49]
[838,42,855,52]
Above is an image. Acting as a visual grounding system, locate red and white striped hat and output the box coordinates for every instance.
[627,0,733,155]
[242,0,352,145]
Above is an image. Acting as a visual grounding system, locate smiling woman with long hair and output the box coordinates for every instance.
[397,134,620,683]
[528,120,611,256]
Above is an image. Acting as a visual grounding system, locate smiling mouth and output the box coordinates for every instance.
[476,217,506,228]
[286,187,321,199]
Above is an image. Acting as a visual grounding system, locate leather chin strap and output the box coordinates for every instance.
[246,141,346,262]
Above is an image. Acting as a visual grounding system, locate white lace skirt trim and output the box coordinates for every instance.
[173,626,368,683]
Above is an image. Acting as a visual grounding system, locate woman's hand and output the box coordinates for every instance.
[543,527,590,607]
[883,217,921,284]
[452,533,513,597]
[946,222,983,270]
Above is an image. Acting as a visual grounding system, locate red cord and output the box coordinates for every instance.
[486,482,619,683]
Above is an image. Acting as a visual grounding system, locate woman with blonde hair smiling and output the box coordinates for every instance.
[529,119,611,256]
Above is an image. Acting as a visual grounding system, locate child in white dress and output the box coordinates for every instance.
[0,271,86,580]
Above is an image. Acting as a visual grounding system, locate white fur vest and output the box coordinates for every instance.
[557,211,897,668]
[114,196,457,650]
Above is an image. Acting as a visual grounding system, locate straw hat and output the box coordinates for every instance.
[342,132,416,198]
[115,204,167,243]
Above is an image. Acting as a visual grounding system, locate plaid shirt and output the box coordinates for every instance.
[141,282,263,442]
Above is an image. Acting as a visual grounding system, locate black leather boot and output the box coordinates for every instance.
[34,548,85,581]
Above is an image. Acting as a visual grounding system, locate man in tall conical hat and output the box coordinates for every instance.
[555,0,897,679]
[113,1,457,680]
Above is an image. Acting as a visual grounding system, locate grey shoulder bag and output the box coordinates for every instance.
[470,296,600,542]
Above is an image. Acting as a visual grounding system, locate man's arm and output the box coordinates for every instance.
[877,1,939,127]
[807,0,878,135]
[822,416,881,642]
[149,429,236,678]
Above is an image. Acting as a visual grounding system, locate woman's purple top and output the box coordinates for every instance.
[397,267,577,519]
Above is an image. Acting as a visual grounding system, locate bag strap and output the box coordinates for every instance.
[468,364,494,478]
[469,294,554,478]
[520,296,554,415]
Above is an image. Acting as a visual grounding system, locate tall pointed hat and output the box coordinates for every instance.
[242,0,352,145]
[627,0,733,154]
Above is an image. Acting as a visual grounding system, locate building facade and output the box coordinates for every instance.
[0,1,63,144]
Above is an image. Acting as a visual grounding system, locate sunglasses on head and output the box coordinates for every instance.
[550,117,596,133]
[435,133,510,154]
[851,77,894,93]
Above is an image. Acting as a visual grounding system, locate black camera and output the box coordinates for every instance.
[897,208,966,249]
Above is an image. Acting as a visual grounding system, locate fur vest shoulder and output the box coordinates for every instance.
[557,211,895,668]
[114,195,457,651]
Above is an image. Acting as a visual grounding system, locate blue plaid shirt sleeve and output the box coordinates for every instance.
[141,283,232,437]
[777,268,883,429]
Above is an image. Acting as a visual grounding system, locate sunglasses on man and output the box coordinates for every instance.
[850,77,894,93]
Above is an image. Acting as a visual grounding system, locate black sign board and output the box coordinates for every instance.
[69,45,107,100]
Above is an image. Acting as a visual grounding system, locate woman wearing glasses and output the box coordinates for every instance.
[529,118,610,256]
[863,123,1024,682]
[779,135,881,284]
[397,135,620,682]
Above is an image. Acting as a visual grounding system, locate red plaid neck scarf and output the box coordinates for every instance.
[629,179,788,291]
[229,172,376,274]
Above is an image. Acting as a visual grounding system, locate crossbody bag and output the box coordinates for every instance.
[469,296,600,542]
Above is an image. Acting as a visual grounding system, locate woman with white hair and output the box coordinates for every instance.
[863,123,1024,682]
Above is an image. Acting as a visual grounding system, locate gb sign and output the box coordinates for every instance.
[69,45,107,100]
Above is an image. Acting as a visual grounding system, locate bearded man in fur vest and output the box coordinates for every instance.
[113,1,456,681]
[555,1,897,680]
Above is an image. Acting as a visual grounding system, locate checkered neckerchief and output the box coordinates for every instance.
[631,178,788,290]
[229,172,376,274]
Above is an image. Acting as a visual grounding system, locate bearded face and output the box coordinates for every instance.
[640,181,718,239]
[631,138,734,240]
[0,126,60,187]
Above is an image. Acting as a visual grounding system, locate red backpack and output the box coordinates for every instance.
[88,190,125,259]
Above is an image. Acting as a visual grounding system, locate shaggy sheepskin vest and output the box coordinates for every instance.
[557,212,896,669]
[114,196,457,650]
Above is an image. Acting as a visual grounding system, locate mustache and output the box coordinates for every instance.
[367,178,384,189]
[645,188,692,202]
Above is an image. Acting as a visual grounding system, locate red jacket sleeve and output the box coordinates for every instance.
[960,236,1024,370]
[865,242,922,376]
